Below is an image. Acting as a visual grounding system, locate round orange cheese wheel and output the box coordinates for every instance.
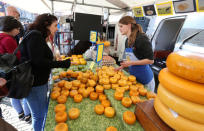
[129,90,139,97]
[123,111,136,125]
[104,84,111,90]
[154,97,204,131]
[122,97,132,108]
[114,92,123,101]
[55,123,68,131]
[52,87,61,92]
[55,111,68,123]
[106,126,117,131]
[94,104,105,115]
[99,94,107,102]
[129,85,138,92]
[116,87,125,93]
[104,107,115,118]
[74,94,83,103]
[89,92,98,100]
[57,95,67,104]
[58,80,66,88]
[69,90,78,98]
[96,85,104,93]
[101,100,111,108]
[131,96,142,104]
[159,68,204,105]
[61,90,69,97]
[128,75,136,82]
[51,91,60,100]
[55,104,66,113]
[138,88,147,96]
[82,89,90,98]
[166,51,204,84]
[68,108,80,120]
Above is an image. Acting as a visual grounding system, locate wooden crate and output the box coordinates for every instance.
[135,100,174,131]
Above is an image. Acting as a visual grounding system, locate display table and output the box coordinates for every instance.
[44,61,145,131]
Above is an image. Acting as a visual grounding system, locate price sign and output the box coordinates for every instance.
[89,61,95,70]
[90,31,97,43]
[96,43,104,63]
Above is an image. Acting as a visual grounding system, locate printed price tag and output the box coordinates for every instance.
[89,62,95,70]
[90,31,97,43]
[96,43,104,63]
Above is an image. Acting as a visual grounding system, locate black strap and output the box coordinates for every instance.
[13,30,37,55]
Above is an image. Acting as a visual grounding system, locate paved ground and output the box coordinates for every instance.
[0,98,33,131]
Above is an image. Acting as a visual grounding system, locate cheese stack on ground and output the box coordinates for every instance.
[154,51,204,131]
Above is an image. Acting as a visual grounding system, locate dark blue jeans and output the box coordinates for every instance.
[10,98,31,116]
[26,83,48,131]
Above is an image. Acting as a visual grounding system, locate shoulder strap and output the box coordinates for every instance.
[13,30,37,55]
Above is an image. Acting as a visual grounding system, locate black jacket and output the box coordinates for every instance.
[20,30,70,86]
[125,33,154,60]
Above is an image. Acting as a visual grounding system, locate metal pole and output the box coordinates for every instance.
[106,8,109,41]
[51,0,54,14]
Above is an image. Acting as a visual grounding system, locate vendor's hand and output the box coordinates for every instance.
[69,57,73,61]
[114,66,124,71]
[120,61,132,68]
[71,61,77,65]
[56,57,62,61]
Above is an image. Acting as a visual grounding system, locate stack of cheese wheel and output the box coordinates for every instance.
[154,50,204,131]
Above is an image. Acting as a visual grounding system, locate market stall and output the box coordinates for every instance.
[44,57,156,130]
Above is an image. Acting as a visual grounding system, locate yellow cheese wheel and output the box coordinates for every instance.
[166,51,204,83]
[158,84,204,124]
[154,97,204,131]
[159,68,204,105]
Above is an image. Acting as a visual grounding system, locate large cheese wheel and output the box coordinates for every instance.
[159,68,204,104]
[154,97,204,131]
[166,51,204,83]
[158,84,204,124]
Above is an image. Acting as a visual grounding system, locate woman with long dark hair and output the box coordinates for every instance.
[20,13,71,131]
[116,16,155,92]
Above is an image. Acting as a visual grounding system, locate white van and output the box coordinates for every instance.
[151,12,204,90]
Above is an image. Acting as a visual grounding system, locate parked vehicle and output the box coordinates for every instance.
[151,12,204,91]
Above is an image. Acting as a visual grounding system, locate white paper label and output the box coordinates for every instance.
[169,108,178,118]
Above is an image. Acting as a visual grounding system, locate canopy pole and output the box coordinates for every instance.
[105,8,110,41]
[51,0,54,14]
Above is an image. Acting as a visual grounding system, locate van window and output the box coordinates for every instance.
[187,31,204,46]
[177,13,204,44]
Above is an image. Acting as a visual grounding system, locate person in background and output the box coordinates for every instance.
[0,16,32,123]
[5,6,32,123]
[20,13,72,131]
[115,16,155,92]
[6,6,24,44]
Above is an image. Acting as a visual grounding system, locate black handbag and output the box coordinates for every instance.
[0,31,34,99]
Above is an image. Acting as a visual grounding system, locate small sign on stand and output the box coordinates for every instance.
[96,43,104,65]
[89,61,95,70]
[90,31,97,45]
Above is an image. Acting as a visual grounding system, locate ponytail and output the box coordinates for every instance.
[119,16,144,46]
[128,23,144,46]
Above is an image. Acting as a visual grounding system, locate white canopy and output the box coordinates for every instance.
[1,0,170,15]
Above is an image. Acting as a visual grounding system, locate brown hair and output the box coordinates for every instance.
[28,13,57,39]
[0,16,23,32]
[119,16,143,46]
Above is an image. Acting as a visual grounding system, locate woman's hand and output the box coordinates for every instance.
[120,61,133,68]
[114,66,124,71]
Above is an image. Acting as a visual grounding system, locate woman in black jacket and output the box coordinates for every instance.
[20,14,71,131]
